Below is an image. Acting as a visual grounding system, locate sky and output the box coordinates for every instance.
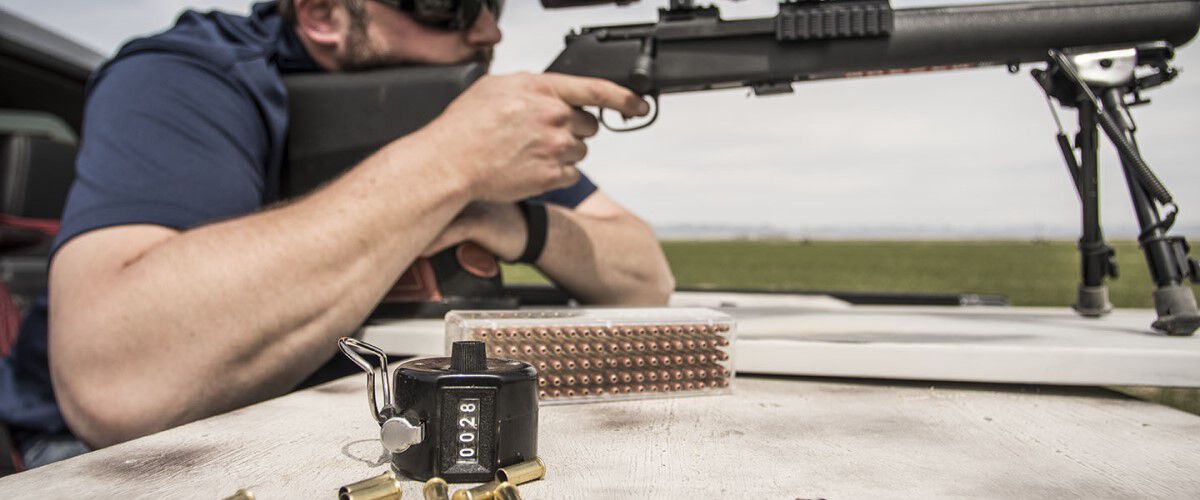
[2,0,1198,238]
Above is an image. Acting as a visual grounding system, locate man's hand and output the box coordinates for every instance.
[425,73,649,203]
[422,201,525,261]
[423,193,675,305]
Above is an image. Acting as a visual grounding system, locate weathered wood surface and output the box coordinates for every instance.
[361,292,1200,387]
[3,375,1200,498]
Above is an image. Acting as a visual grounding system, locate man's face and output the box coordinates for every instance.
[337,1,503,71]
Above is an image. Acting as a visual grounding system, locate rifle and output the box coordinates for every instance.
[540,0,1200,335]
[282,0,1200,333]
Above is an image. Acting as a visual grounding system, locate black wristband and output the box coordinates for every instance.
[516,200,548,264]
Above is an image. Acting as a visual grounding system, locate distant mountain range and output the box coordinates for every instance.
[652,223,1200,240]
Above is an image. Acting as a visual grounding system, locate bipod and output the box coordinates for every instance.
[1032,43,1200,335]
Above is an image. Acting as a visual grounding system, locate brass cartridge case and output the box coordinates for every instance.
[339,470,402,500]
[452,480,502,500]
[494,482,523,500]
[342,483,403,500]
[495,457,546,485]
[423,477,450,500]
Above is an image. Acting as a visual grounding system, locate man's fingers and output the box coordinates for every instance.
[422,236,453,257]
[557,137,588,164]
[568,108,600,138]
[542,73,650,117]
[558,164,582,189]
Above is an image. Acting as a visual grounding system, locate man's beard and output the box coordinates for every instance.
[338,17,392,71]
[336,15,495,72]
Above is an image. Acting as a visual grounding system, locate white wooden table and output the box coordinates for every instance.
[361,292,1200,387]
[3,373,1199,498]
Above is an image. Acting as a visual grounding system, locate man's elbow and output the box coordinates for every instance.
[50,334,172,448]
[627,216,675,305]
[621,265,675,306]
[630,266,674,305]
[52,364,154,448]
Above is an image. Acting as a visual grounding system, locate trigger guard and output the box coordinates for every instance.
[600,94,659,132]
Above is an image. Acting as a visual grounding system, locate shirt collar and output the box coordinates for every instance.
[275,17,320,73]
[251,1,320,74]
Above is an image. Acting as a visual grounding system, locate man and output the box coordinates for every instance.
[0,0,674,468]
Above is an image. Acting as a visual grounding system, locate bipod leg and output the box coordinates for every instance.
[1072,102,1117,317]
[1100,90,1200,335]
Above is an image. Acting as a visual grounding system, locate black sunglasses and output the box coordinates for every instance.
[376,0,505,31]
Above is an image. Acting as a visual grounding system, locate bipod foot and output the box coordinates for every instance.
[1073,284,1113,318]
[1151,284,1200,336]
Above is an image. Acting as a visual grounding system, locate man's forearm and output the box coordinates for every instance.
[534,204,674,305]
[436,199,675,305]
[50,130,470,447]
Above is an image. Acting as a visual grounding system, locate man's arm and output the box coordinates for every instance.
[538,192,674,305]
[49,73,649,448]
[50,135,469,447]
[425,192,675,305]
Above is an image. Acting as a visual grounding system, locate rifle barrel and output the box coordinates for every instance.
[546,0,1200,93]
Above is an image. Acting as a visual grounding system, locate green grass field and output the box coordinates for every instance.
[503,239,1200,414]
[506,239,1198,308]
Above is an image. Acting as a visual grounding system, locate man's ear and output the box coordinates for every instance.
[292,0,347,50]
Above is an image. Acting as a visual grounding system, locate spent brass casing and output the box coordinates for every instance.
[494,482,523,500]
[495,457,546,485]
[339,470,402,500]
[221,489,255,500]
[342,482,403,500]
[450,480,501,500]
[423,477,450,500]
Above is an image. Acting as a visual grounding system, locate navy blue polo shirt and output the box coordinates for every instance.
[0,2,597,437]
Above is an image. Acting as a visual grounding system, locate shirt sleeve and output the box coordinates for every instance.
[52,52,269,254]
[532,173,597,208]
